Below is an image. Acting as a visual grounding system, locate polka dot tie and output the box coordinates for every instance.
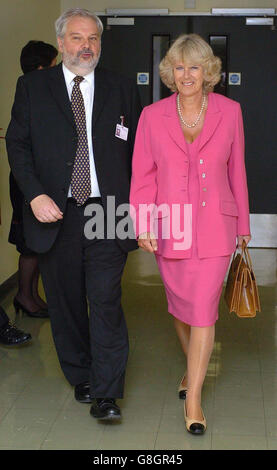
[70,76,91,205]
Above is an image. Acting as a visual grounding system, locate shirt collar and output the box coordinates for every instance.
[62,63,95,87]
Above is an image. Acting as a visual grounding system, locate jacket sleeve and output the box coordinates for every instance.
[130,107,158,237]
[228,103,250,235]
[6,76,45,204]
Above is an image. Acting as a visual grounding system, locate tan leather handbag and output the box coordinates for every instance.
[224,241,261,318]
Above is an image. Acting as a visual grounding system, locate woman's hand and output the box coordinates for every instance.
[238,234,251,248]
[138,232,158,253]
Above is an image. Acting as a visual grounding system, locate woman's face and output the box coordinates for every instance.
[173,62,204,98]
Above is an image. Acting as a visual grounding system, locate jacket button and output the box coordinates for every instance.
[202,173,206,178]
[200,159,204,164]
[202,201,206,207]
[66,161,73,166]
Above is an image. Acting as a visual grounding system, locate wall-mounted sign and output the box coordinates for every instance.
[137,73,149,85]
[228,72,241,85]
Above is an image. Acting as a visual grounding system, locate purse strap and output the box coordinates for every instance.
[231,240,252,272]
[241,240,253,271]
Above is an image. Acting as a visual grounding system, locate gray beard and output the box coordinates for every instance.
[62,49,101,74]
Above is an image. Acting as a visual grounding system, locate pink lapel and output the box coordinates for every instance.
[198,93,222,152]
[162,92,222,153]
[162,93,188,154]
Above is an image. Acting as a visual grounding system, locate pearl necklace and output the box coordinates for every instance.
[177,93,206,128]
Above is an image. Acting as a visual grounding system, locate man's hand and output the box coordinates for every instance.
[138,232,158,253]
[30,194,63,223]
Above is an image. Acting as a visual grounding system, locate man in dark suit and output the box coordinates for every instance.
[6,8,141,421]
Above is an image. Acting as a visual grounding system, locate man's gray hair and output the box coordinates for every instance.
[55,8,104,38]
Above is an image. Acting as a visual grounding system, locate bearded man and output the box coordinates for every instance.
[6,8,141,421]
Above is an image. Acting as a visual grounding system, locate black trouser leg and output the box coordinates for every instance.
[84,236,128,398]
[0,306,9,329]
[39,202,91,385]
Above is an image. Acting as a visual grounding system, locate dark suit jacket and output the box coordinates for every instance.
[6,63,142,253]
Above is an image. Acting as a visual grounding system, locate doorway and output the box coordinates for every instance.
[98,15,277,245]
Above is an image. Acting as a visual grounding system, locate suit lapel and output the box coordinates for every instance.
[48,63,75,128]
[162,92,222,154]
[198,93,222,152]
[92,68,111,128]
[162,93,188,154]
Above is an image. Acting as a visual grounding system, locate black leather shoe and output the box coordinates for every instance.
[90,398,121,420]
[74,382,92,403]
[0,322,32,346]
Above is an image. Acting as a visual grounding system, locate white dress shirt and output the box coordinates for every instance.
[62,63,101,198]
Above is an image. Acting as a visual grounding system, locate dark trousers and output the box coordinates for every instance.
[0,306,9,329]
[38,198,129,398]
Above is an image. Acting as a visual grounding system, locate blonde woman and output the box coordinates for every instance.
[130,34,250,434]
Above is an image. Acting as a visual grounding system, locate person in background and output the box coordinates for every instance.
[0,305,31,346]
[9,40,58,319]
[130,34,250,435]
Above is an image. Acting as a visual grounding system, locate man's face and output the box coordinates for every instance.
[58,16,101,74]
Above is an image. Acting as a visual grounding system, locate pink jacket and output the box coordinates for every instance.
[130,92,250,259]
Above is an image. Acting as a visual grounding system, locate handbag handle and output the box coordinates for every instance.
[230,242,244,273]
[241,240,253,271]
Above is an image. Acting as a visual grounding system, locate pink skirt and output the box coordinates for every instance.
[156,254,231,327]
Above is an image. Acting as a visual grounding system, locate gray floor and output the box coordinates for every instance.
[0,248,276,450]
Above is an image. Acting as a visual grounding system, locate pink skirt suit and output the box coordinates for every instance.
[130,92,250,327]
[156,137,230,327]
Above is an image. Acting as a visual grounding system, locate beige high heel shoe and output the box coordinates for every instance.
[178,373,188,399]
[184,401,207,435]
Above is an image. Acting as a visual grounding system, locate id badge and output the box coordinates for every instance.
[115,123,129,141]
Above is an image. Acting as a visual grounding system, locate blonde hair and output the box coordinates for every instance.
[159,34,221,94]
